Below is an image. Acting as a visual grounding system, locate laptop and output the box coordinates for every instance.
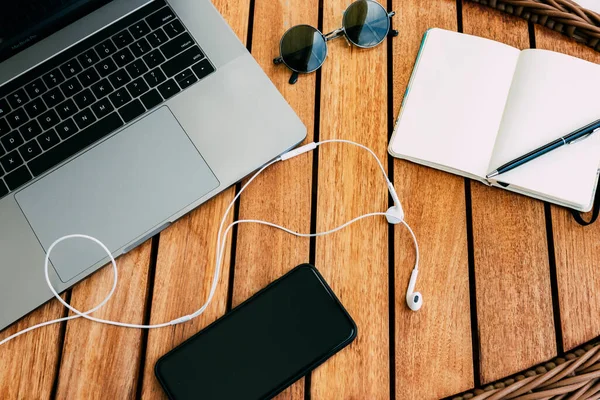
[0,0,306,330]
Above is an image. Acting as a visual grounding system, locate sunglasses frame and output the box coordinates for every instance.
[273,0,398,84]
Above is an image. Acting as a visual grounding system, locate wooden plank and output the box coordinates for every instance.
[309,1,390,398]
[534,27,600,351]
[230,0,318,398]
[462,3,556,383]
[391,1,474,399]
[139,0,250,398]
[0,299,65,399]
[55,243,152,399]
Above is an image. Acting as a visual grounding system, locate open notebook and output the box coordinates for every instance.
[389,28,600,212]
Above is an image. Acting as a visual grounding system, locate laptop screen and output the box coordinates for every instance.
[0,0,114,63]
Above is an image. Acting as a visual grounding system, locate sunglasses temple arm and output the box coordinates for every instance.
[388,11,399,37]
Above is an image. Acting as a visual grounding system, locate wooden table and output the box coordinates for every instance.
[2,0,600,399]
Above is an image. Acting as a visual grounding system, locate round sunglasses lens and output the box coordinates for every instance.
[280,25,327,73]
[343,0,390,48]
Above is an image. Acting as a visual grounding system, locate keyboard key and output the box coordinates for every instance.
[95,39,117,58]
[126,60,148,79]
[174,69,194,82]
[0,118,11,136]
[0,99,10,118]
[4,166,32,191]
[118,99,145,123]
[157,79,180,100]
[0,151,24,173]
[192,59,215,80]
[19,140,42,161]
[73,108,97,130]
[60,77,83,98]
[38,109,60,131]
[7,89,29,109]
[161,46,203,77]
[164,20,185,38]
[112,30,134,48]
[25,79,47,99]
[78,67,101,87]
[109,87,132,108]
[24,97,47,119]
[60,59,83,79]
[42,87,65,108]
[91,79,114,99]
[56,119,79,140]
[176,70,197,89]
[43,69,65,88]
[29,113,124,177]
[144,68,167,87]
[78,49,100,68]
[130,20,151,39]
[147,7,176,29]
[91,98,114,119]
[108,69,131,89]
[147,28,168,47]
[126,78,149,97]
[20,120,42,141]
[161,32,194,59]
[0,180,8,198]
[0,144,4,158]
[131,38,152,58]
[114,47,135,68]
[74,89,96,109]
[96,57,118,77]
[6,108,29,129]
[140,89,162,110]
[143,49,166,69]
[38,129,61,151]
[56,98,79,120]
[1,131,24,152]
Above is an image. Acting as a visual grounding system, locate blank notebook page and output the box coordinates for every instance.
[391,28,520,178]
[489,50,600,209]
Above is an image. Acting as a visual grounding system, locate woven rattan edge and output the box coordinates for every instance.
[446,342,600,400]
[467,0,600,51]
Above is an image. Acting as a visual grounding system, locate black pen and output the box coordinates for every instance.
[486,119,600,179]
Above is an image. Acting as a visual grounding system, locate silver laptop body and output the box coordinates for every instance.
[0,0,306,330]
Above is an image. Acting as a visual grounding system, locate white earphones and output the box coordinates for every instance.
[0,139,421,347]
[406,268,422,311]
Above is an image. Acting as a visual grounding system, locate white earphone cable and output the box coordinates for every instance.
[0,140,419,346]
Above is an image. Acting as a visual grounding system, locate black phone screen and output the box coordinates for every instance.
[155,264,356,400]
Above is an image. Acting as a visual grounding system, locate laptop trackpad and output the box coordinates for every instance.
[16,107,219,283]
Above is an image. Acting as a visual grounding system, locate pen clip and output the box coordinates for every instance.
[568,128,600,145]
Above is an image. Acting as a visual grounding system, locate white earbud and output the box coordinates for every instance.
[385,182,404,224]
[385,181,422,312]
[406,268,422,311]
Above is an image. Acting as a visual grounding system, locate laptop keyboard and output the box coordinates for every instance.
[0,0,215,200]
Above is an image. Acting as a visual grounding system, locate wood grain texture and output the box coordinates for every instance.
[534,27,600,352]
[54,243,152,399]
[310,1,390,398]
[0,299,66,399]
[230,0,317,398]
[392,1,474,399]
[462,2,556,383]
[139,1,250,398]
[140,195,237,399]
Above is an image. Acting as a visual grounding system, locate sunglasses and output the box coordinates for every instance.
[273,0,398,84]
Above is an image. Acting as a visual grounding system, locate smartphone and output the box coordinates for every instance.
[155,263,357,400]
